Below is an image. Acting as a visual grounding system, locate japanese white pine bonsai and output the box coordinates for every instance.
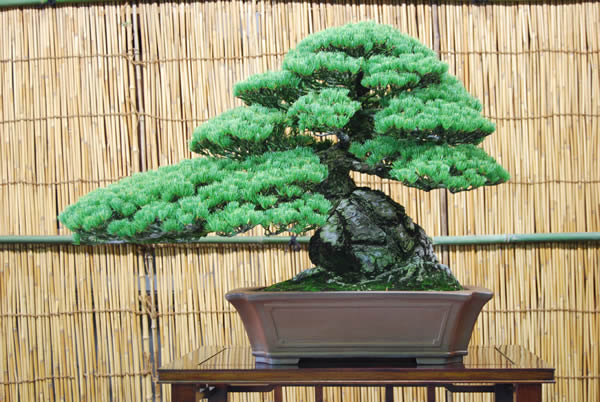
[59,22,509,291]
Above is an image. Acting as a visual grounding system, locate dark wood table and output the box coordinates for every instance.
[158,346,554,402]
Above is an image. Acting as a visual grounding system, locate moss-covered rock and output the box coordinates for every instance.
[263,263,461,291]
[305,187,461,290]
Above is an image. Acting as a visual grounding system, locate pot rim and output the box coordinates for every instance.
[226,285,493,301]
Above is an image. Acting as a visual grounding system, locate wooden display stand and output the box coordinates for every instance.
[158,345,554,402]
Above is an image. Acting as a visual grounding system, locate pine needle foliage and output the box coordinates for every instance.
[350,138,508,192]
[287,88,361,132]
[60,148,329,244]
[189,105,316,158]
[60,21,508,244]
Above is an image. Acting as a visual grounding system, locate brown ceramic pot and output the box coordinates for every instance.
[226,286,492,365]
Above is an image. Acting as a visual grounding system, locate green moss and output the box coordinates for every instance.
[263,267,462,292]
[264,271,349,292]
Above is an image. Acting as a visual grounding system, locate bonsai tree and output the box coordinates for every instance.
[59,22,509,291]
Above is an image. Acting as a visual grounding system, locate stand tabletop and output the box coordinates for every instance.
[158,345,554,386]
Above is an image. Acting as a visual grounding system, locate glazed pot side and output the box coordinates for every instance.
[226,287,493,365]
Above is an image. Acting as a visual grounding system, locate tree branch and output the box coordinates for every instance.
[349,159,392,179]
[336,130,350,144]
[310,130,350,144]
[312,132,337,138]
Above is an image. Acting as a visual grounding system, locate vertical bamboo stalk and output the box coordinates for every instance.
[132,4,146,172]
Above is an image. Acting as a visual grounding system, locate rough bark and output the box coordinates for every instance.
[307,187,461,290]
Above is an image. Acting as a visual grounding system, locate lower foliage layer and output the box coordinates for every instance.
[59,148,331,244]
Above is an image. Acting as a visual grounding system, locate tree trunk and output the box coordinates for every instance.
[308,188,461,290]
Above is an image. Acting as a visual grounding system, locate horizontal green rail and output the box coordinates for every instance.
[433,232,600,245]
[1,232,599,246]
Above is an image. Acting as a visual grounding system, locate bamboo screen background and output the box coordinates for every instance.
[1,1,599,401]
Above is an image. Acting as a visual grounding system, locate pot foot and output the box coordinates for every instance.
[416,356,463,365]
[255,356,300,365]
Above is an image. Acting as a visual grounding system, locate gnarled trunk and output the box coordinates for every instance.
[308,187,461,290]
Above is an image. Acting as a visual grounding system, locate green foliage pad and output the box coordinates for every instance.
[59,148,330,244]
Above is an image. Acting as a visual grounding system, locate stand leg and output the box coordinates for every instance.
[385,385,394,402]
[273,385,283,402]
[494,384,513,402]
[315,386,324,402]
[515,384,542,402]
[171,385,197,402]
[208,385,228,402]
[427,386,436,402]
